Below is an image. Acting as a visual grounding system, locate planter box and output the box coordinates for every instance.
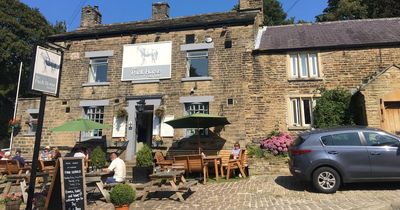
[132,166,153,183]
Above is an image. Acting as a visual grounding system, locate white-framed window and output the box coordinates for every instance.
[184,102,209,136]
[289,97,316,127]
[186,50,208,77]
[89,58,108,83]
[289,53,319,79]
[83,106,104,137]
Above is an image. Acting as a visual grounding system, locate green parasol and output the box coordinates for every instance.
[50,118,110,142]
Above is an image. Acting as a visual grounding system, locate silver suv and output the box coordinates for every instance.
[289,127,400,193]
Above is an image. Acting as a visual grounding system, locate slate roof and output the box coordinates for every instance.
[258,18,400,51]
[49,11,258,41]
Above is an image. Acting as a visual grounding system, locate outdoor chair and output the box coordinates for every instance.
[226,149,247,180]
[173,155,189,174]
[218,150,232,177]
[187,155,208,184]
[154,151,173,168]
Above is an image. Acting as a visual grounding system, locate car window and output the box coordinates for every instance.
[321,132,362,146]
[363,132,400,147]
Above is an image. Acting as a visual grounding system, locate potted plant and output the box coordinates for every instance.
[116,108,128,118]
[152,135,163,147]
[132,145,154,183]
[110,183,136,210]
[1,193,22,210]
[90,146,106,171]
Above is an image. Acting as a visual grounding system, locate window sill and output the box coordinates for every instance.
[181,77,213,82]
[23,133,36,137]
[288,78,323,82]
[131,79,160,84]
[82,82,110,87]
[288,126,311,131]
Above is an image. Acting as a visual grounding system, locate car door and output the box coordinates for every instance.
[362,131,400,178]
[321,131,371,179]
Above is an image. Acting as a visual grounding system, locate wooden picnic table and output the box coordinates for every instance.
[141,170,196,202]
[202,155,223,183]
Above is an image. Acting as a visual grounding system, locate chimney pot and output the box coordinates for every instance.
[152,2,170,20]
[80,5,102,29]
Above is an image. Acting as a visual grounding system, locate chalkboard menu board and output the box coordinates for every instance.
[46,158,87,210]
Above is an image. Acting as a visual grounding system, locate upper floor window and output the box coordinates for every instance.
[289,53,319,79]
[184,102,209,136]
[89,58,108,83]
[289,97,316,127]
[187,50,208,78]
[83,106,104,137]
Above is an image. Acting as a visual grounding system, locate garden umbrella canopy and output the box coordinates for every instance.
[50,119,110,132]
[165,113,230,128]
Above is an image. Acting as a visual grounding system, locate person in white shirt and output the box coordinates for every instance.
[73,148,86,159]
[103,152,126,183]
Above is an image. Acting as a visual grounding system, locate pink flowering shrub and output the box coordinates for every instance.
[260,132,293,156]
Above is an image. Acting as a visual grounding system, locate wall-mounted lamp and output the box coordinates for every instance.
[131,34,138,44]
[136,99,146,112]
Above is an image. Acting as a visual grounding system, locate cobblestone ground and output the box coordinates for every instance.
[87,175,400,210]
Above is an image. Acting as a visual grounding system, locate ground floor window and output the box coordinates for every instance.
[83,106,104,137]
[27,113,38,134]
[289,97,316,127]
[184,102,209,136]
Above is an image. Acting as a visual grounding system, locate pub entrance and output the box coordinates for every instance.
[136,105,154,147]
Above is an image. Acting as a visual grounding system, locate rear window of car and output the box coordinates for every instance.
[321,132,362,146]
[292,136,306,146]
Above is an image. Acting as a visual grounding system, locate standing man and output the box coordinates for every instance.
[103,152,126,183]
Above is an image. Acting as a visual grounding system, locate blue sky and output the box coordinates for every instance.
[21,0,327,31]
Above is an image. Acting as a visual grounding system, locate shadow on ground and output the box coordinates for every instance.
[275,175,400,193]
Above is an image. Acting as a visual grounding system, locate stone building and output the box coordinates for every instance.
[11,1,400,158]
[12,0,264,158]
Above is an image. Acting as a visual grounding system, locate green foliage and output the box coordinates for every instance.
[266,129,281,139]
[313,88,354,128]
[247,145,265,158]
[90,146,106,169]
[316,0,400,22]
[136,145,153,167]
[0,0,66,147]
[263,0,294,26]
[110,183,136,206]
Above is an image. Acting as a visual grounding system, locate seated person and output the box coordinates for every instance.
[40,146,53,160]
[73,148,86,159]
[1,151,11,160]
[231,142,241,159]
[103,152,126,183]
[12,149,25,167]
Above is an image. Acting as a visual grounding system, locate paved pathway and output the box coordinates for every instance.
[87,175,400,210]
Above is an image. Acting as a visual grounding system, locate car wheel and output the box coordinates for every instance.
[312,167,341,193]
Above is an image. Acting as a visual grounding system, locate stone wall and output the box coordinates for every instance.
[248,47,400,140]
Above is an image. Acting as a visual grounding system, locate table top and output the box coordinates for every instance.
[85,171,111,177]
[203,155,221,160]
[150,170,185,179]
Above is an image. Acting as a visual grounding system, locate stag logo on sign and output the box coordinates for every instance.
[122,41,171,81]
[32,46,62,95]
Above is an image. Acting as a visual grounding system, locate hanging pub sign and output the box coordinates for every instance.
[121,41,172,81]
[31,45,63,96]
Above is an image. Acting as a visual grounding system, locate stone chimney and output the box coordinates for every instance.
[152,2,170,20]
[239,0,263,11]
[80,5,102,28]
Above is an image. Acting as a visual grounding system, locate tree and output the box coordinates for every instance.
[233,0,294,25]
[0,0,65,145]
[313,88,354,128]
[316,0,400,22]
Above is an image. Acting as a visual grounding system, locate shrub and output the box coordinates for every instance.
[247,145,265,158]
[260,133,293,156]
[90,146,106,169]
[110,183,136,206]
[136,145,153,167]
[313,88,354,128]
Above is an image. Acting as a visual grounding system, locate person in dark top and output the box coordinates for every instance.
[12,149,25,167]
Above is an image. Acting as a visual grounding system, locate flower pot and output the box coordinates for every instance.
[114,204,129,210]
[6,200,21,210]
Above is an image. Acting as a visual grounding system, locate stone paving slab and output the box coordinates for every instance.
[86,175,400,210]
